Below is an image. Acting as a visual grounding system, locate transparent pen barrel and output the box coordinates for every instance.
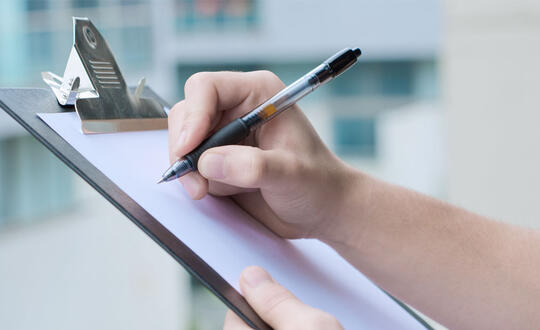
[242,72,321,129]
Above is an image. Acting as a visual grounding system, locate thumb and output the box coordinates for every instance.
[239,266,323,329]
[198,145,294,189]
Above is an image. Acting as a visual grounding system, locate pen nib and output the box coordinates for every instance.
[157,177,165,184]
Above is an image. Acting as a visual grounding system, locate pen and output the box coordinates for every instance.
[158,47,362,184]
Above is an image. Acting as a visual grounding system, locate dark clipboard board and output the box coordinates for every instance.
[0,87,433,330]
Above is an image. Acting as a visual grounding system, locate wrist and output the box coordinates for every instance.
[317,162,373,249]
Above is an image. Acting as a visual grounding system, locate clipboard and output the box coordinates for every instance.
[0,87,433,330]
[0,87,270,329]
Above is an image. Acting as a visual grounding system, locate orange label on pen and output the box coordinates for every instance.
[260,104,277,119]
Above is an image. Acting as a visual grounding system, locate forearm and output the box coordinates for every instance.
[322,169,540,329]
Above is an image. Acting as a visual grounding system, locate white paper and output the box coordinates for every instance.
[38,112,424,329]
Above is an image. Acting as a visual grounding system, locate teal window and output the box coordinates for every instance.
[330,61,415,97]
[120,0,144,5]
[380,62,414,96]
[333,117,376,157]
[72,0,98,8]
[26,0,49,11]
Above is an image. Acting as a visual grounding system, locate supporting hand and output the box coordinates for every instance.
[222,266,342,330]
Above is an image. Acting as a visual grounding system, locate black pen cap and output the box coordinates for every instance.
[326,48,362,77]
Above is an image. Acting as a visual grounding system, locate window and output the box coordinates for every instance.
[120,0,144,5]
[174,0,258,31]
[330,61,415,97]
[333,117,376,157]
[72,0,99,8]
[26,0,49,11]
[380,62,414,96]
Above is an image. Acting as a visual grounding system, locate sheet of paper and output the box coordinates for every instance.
[39,112,424,329]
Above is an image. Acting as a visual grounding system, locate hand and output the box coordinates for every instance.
[223,266,342,330]
[168,71,359,239]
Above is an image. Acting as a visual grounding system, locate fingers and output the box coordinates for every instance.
[223,310,252,330]
[179,172,208,200]
[240,266,307,328]
[239,266,343,330]
[208,180,257,197]
[169,71,284,159]
[198,145,297,190]
[167,71,285,200]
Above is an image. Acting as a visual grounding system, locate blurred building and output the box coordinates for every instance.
[0,1,442,329]
[150,0,442,198]
[445,1,540,229]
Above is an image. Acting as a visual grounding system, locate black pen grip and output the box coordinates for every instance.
[184,118,250,171]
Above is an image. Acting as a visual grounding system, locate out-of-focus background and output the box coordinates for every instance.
[0,0,539,329]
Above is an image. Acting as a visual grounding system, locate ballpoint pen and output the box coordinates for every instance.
[158,47,362,184]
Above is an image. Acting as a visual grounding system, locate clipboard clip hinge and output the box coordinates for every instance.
[41,17,167,134]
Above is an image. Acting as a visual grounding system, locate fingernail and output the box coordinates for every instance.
[199,153,226,179]
[181,175,200,199]
[242,267,272,288]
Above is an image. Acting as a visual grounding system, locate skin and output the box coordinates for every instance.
[168,71,540,329]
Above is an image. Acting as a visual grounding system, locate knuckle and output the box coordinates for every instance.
[188,111,213,133]
[278,152,305,182]
[255,70,285,92]
[258,287,294,318]
[257,69,279,81]
[185,71,212,92]
[285,153,303,176]
[168,100,186,121]
[244,151,266,186]
[170,99,212,131]
[169,100,182,115]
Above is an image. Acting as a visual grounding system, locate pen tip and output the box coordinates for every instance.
[157,177,165,184]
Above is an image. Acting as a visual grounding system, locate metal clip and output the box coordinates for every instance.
[42,17,167,134]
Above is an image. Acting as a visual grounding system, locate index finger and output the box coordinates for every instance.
[168,70,283,159]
